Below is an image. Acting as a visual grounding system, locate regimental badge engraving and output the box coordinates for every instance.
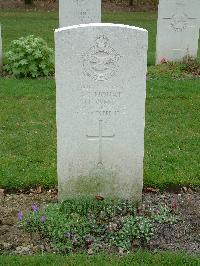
[170,13,188,32]
[83,35,121,81]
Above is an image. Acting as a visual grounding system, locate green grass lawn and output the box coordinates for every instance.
[0,10,199,190]
[0,10,199,66]
[0,9,199,264]
[1,252,200,266]
[0,77,199,190]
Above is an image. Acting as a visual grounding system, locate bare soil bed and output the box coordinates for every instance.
[0,0,157,11]
[0,188,199,255]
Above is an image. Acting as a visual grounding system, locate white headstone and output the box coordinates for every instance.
[55,23,148,201]
[0,24,2,71]
[156,0,200,64]
[59,0,101,27]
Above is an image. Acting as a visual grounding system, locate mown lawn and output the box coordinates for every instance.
[0,9,199,264]
[0,10,199,66]
[0,10,199,189]
[1,252,200,266]
[0,77,199,190]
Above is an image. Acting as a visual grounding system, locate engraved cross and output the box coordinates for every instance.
[86,120,115,166]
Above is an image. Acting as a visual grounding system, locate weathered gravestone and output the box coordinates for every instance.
[156,0,200,64]
[59,0,101,27]
[0,24,2,71]
[55,23,148,201]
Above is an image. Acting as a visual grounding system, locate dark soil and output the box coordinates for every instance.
[103,0,157,12]
[0,0,157,11]
[0,188,199,255]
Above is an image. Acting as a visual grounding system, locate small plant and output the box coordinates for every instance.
[18,198,177,254]
[180,57,200,77]
[108,216,154,250]
[148,57,200,79]
[5,35,54,78]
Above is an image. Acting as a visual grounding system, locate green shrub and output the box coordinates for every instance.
[5,35,54,78]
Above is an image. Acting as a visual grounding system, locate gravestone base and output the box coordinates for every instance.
[58,164,143,202]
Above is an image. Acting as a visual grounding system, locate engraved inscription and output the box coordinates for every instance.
[80,86,125,117]
[83,35,121,81]
[75,0,88,4]
[79,9,91,22]
[74,0,90,22]
[87,120,115,166]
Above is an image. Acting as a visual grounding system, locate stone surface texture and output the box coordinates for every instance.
[59,0,101,27]
[156,0,200,64]
[55,23,148,201]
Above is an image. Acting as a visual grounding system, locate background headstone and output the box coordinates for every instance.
[55,23,148,201]
[59,0,101,27]
[0,24,2,71]
[156,0,200,64]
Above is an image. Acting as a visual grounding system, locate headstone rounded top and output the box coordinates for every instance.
[55,23,148,33]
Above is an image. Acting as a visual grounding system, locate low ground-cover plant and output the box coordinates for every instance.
[180,57,200,77]
[148,57,200,79]
[18,197,176,254]
[5,35,54,78]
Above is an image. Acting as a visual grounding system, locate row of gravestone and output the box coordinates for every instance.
[56,0,200,202]
[0,1,199,202]
[59,0,200,63]
[0,0,199,70]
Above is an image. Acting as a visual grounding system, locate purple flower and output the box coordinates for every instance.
[18,211,23,221]
[41,215,46,223]
[32,204,39,212]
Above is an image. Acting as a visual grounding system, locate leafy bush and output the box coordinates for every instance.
[18,198,176,254]
[5,35,54,78]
